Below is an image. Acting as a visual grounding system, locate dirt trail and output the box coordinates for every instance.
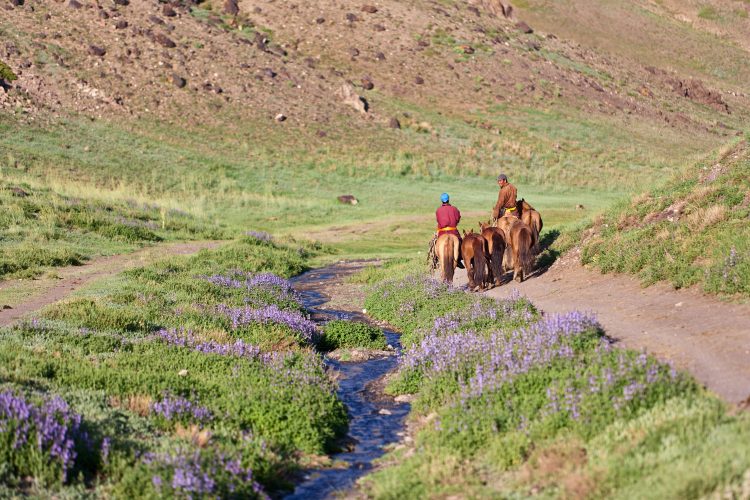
[0,241,223,327]
[453,251,750,406]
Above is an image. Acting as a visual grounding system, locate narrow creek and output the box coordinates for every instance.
[285,264,411,499]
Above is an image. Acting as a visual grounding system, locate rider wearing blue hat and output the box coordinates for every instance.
[435,193,464,268]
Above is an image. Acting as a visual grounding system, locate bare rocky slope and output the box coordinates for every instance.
[2,0,748,141]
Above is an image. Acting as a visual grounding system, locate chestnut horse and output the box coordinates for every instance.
[461,230,487,291]
[517,199,543,252]
[435,233,460,283]
[479,222,506,288]
[495,215,534,282]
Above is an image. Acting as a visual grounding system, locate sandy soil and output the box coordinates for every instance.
[452,250,750,406]
[0,240,222,327]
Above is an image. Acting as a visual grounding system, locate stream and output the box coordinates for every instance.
[285,264,411,499]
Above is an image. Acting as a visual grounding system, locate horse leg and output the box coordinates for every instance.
[514,246,523,282]
[486,261,494,289]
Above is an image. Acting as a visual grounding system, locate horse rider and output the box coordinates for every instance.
[436,192,464,268]
[492,173,520,220]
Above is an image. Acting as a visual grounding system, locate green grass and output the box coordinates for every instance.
[0,112,627,266]
[0,237,347,497]
[578,140,750,297]
[698,5,720,20]
[0,178,226,279]
[318,320,387,351]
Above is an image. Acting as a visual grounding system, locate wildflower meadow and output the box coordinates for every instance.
[360,272,750,498]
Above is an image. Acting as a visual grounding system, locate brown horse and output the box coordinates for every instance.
[495,215,534,282]
[435,233,460,283]
[461,229,487,291]
[479,221,506,288]
[517,199,543,252]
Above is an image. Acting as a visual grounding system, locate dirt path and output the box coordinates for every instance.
[0,241,223,327]
[453,251,750,406]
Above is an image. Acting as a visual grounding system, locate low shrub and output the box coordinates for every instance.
[318,320,387,351]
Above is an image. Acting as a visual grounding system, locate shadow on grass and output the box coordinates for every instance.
[531,229,562,278]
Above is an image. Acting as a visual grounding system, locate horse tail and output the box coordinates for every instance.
[441,238,456,283]
[473,238,487,288]
[519,228,533,278]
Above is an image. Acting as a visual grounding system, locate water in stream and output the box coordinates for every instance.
[285,266,411,499]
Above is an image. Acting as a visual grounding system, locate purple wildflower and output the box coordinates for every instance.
[245,231,273,243]
[144,449,267,498]
[151,393,212,424]
[217,304,319,344]
[0,391,89,480]
[156,328,265,362]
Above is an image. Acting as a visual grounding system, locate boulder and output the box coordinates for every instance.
[361,5,377,13]
[415,76,424,85]
[162,4,176,17]
[68,0,82,9]
[337,195,359,205]
[515,21,533,33]
[338,83,368,114]
[275,113,287,122]
[113,0,129,5]
[88,45,106,57]
[154,33,176,48]
[361,77,374,90]
[171,74,186,88]
[388,117,401,129]
[114,20,128,29]
[223,0,239,16]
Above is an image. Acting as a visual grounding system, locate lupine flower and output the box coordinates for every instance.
[245,231,273,243]
[217,304,319,344]
[403,312,599,401]
[156,328,264,362]
[144,449,267,498]
[201,271,301,306]
[0,391,90,480]
[151,393,212,424]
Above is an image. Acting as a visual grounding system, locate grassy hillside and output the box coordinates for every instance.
[579,139,750,297]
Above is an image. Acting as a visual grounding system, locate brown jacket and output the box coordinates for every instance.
[492,183,518,219]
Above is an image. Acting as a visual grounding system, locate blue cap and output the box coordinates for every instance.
[440,193,450,203]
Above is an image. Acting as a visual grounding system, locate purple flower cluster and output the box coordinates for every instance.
[0,391,88,479]
[422,299,535,341]
[112,216,160,230]
[202,271,300,304]
[403,311,599,399]
[145,449,267,498]
[245,230,273,243]
[151,394,212,424]
[544,348,681,419]
[217,304,319,344]
[156,328,264,362]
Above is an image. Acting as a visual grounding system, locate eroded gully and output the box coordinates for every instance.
[285,263,410,499]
